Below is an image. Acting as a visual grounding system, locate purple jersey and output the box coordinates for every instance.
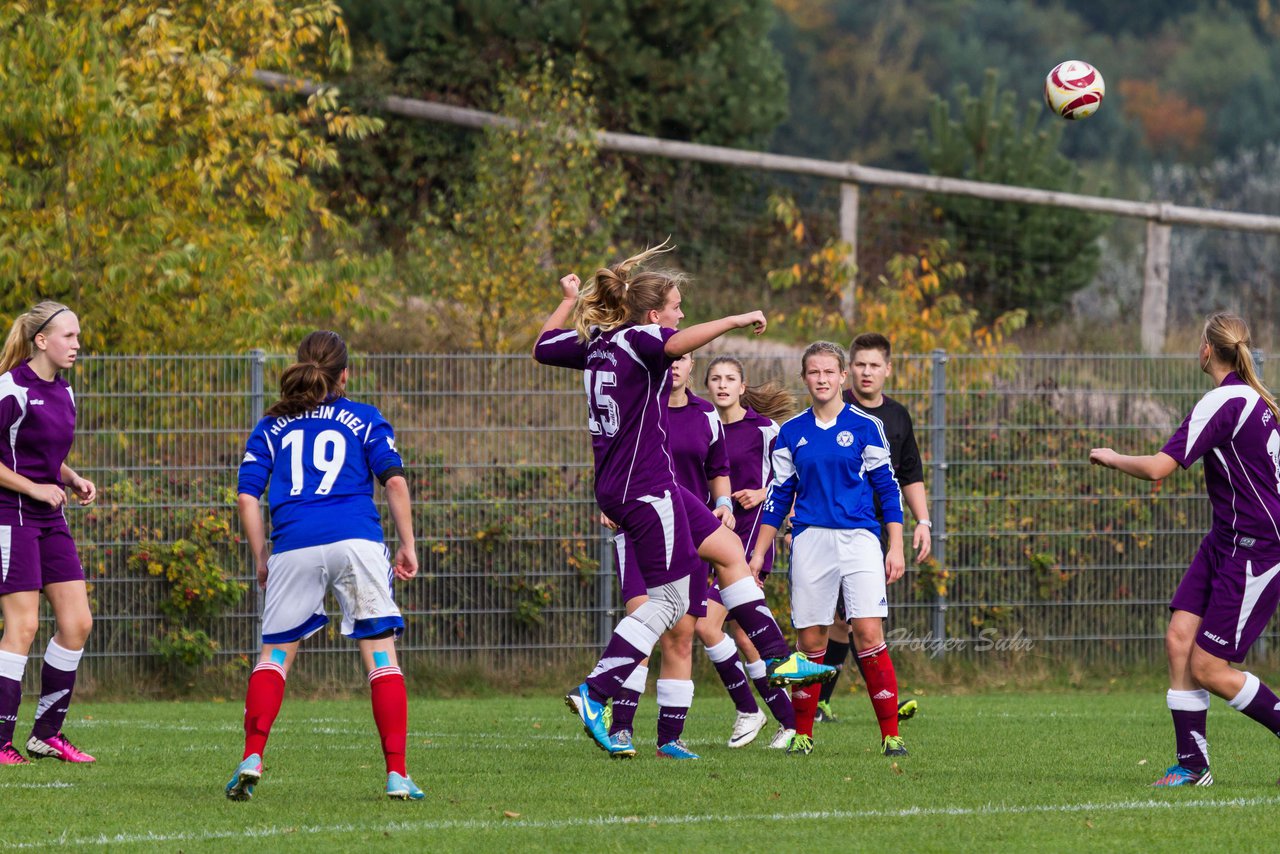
[0,361,76,526]
[723,408,781,568]
[668,391,728,504]
[535,324,680,508]
[1161,372,1280,557]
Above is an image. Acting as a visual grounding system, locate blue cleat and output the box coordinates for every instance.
[224,753,262,801]
[655,739,699,760]
[765,652,837,687]
[1151,764,1213,787]
[386,771,426,800]
[565,682,614,753]
[607,728,636,759]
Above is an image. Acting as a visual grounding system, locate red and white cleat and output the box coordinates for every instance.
[26,732,95,763]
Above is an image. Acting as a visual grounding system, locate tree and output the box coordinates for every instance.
[0,1,382,352]
[916,70,1107,320]
[400,61,626,354]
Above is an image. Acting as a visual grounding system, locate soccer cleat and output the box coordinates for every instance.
[768,725,797,750]
[655,739,699,760]
[26,732,95,763]
[1151,764,1213,787]
[607,728,636,759]
[815,700,840,723]
[785,733,814,756]
[565,682,613,753]
[765,652,837,687]
[882,735,908,756]
[727,709,767,748]
[0,742,30,765]
[386,771,426,800]
[897,698,918,721]
[224,753,262,801]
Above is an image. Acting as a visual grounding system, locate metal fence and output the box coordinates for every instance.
[41,350,1280,690]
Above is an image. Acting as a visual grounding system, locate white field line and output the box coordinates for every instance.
[5,795,1280,849]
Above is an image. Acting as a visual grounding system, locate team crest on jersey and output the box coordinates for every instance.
[836,430,854,448]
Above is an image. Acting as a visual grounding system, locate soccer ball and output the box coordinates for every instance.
[1044,60,1105,120]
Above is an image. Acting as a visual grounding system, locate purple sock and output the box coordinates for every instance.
[656,679,693,746]
[585,615,659,701]
[609,665,647,736]
[747,659,796,728]
[31,641,81,740]
[1167,688,1210,771]
[705,636,759,714]
[0,651,25,747]
[1229,672,1280,738]
[719,578,788,660]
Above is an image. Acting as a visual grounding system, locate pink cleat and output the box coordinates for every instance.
[0,742,30,765]
[26,733,95,763]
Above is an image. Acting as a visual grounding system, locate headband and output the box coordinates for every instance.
[29,308,68,341]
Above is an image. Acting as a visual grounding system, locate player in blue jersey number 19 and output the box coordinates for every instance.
[227,331,425,801]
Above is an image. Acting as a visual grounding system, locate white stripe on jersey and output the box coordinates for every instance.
[611,325,674,503]
[1228,440,1280,540]
[540,329,578,347]
[1211,446,1241,553]
[1187,385,1259,451]
[1237,559,1280,648]
[0,373,29,525]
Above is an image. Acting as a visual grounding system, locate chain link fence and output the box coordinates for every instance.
[38,350,1280,691]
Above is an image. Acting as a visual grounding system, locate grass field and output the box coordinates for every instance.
[3,691,1279,852]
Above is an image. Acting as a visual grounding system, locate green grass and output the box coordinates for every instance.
[4,691,1279,852]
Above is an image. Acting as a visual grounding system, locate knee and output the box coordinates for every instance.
[850,621,883,650]
[1,615,39,651]
[1165,622,1195,658]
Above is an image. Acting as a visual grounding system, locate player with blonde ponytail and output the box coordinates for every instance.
[1091,312,1280,787]
[0,301,97,765]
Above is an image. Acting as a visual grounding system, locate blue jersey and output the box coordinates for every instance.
[238,397,404,552]
[759,403,903,537]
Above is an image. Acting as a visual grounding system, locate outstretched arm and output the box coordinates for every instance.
[1089,448,1178,481]
[665,311,766,357]
[534,274,581,355]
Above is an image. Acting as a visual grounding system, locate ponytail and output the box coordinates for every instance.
[1,301,74,375]
[1203,312,1280,421]
[573,240,683,341]
[263,331,349,418]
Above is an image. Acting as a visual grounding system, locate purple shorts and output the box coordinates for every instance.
[0,520,84,595]
[1171,537,1280,663]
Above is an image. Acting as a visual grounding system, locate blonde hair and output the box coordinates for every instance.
[573,241,686,341]
[800,340,847,375]
[703,355,795,423]
[1203,312,1280,421]
[0,301,74,375]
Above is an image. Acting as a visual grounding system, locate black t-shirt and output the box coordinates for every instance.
[841,390,923,487]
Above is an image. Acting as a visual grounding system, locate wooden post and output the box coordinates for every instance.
[1141,221,1172,354]
[840,182,859,330]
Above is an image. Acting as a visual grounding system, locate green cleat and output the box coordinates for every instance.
[814,700,840,723]
[785,733,814,756]
[897,698,918,721]
[766,652,837,687]
[882,735,908,756]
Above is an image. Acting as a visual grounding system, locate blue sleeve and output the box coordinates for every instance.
[759,431,798,529]
[364,408,404,479]
[862,425,903,525]
[237,422,274,498]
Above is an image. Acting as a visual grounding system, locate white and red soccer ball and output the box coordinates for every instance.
[1044,60,1105,120]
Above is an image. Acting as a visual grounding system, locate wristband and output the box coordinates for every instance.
[916,519,932,528]
[715,496,733,511]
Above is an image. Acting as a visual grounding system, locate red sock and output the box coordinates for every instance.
[243,661,286,759]
[790,650,825,737]
[857,643,899,739]
[369,666,408,776]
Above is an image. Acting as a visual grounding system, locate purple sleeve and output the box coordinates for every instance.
[628,324,678,372]
[533,328,587,369]
[0,395,17,434]
[1161,397,1238,469]
[705,418,730,481]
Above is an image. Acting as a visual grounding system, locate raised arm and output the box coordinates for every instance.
[534,274,581,355]
[665,311,766,358]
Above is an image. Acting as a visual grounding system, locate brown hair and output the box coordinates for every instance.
[800,340,847,375]
[0,301,74,375]
[1203,312,1280,420]
[573,241,686,341]
[703,355,795,423]
[850,332,892,361]
[264,331,349,418]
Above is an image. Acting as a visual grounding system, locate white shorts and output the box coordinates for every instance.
[789,527,887,629]
[261,538,403,643]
